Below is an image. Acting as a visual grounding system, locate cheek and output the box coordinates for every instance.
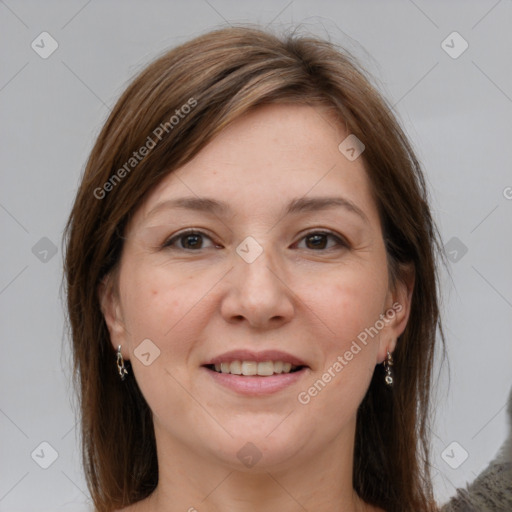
[118,267,208,422]
[118,259,221,380]
[120,262,204,341]
[295,264,387,415]
[310,264,388,352]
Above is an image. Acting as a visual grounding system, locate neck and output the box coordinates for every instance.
[139,418,379,512]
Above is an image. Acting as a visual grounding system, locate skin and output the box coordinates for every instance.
[99,104,413,512]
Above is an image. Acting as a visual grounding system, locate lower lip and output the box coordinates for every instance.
[203,367,308,395]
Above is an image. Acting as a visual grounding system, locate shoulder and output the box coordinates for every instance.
[441,385,512,512]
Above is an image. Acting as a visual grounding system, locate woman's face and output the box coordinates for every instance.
[100,103,411,471]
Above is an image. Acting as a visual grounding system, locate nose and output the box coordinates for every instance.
[220,246,295,329]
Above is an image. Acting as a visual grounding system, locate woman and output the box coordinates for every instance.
[63,26,444,512]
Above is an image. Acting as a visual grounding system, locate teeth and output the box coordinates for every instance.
[273,361,283,374]
[212,360,300,376]
[230,360,242,375]
[257,361,274,376]
[241,361,257,376]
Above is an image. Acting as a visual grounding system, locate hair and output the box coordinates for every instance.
[63,25,445,512]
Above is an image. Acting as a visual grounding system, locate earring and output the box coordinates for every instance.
[383,350,394,386]
[117,345,128,381]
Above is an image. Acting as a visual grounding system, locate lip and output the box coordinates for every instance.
[201,349,310,396]
[202,349,308,367]
[203,366,309,395]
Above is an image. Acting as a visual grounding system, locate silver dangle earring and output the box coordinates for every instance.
[117,345,128,381]
[383,350,394,386]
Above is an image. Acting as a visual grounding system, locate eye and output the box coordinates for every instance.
[295,231,349,251]
[161,229,348,252]
[162,229,219,251]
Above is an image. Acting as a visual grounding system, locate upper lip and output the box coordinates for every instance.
[203,349,308,367]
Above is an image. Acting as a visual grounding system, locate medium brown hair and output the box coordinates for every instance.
[63,25,444,512]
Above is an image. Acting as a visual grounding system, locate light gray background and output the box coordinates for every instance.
[1,1,511,510]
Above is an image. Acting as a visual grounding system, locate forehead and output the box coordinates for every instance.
[129,103,378,228]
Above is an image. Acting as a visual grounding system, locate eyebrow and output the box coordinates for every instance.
[145,195,368,222]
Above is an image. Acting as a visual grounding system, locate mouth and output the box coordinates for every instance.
[201,350,309,395]
[204,360,306,376]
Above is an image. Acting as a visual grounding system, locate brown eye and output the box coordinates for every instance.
[180,233,203,249]
[162,230,216,250]
[296,231,348,251]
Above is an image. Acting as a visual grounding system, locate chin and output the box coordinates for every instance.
[194,420,306,471]
[216,441,305,473]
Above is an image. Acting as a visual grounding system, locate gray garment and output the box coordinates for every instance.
[441,387,512,512]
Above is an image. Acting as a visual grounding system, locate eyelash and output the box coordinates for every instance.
[161,228,349,252]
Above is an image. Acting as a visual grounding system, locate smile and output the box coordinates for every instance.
[207,360,304,376]
[201,349,310,395]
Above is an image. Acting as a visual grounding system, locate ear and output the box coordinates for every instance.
[97,272,129,353]
[377,263,415,363]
